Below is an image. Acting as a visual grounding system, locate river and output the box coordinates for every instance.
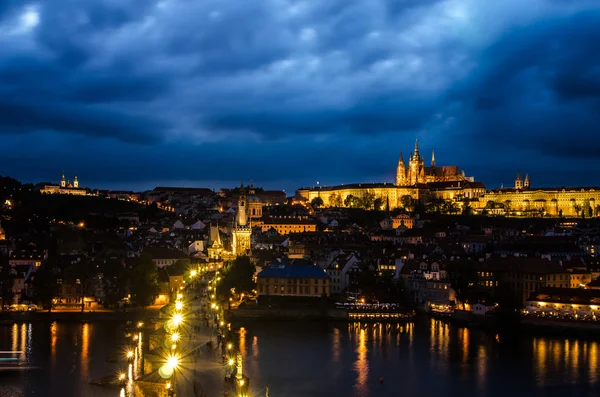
[0,318,598,397]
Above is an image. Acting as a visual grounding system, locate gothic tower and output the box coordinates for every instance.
[431,149,436,167]
[407,139,425,185]
[524,172,530,189]
[73,174,79,188]
[396,151,406,186]
[232,182,252,256]
[515,172,523,189]
[60,172,66,188]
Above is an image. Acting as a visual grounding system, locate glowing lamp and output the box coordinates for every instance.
[172,314,183,326]
[166,355,179,370]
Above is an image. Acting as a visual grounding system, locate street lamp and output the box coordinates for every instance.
[171,333,180,342]
[190,270,197,278]
[172,314,183,327]
[166,355,179,371]
[175,301,183,311]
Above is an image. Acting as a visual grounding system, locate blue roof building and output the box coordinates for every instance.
[257,260,330,297]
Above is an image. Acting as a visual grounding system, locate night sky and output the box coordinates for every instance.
[1,1,599,193]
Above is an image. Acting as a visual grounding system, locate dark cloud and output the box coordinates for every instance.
[1,0,600,190]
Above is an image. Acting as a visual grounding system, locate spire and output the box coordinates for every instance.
[414,139,420,159]
[398,150,404,166]
[236,181,248,227]
[431,149,435,167]
[524,172,530,188]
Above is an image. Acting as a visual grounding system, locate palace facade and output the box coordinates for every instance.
[472,173,600,217]
[296,139,483,209]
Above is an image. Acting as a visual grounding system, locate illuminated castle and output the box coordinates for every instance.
[396,139,471,186]
[297,139,483,209]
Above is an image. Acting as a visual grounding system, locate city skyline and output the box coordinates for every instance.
[1,1,600,192]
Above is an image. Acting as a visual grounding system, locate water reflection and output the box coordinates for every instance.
[81,323,90,380]
[50,321,57,367]
[354,327,369,396]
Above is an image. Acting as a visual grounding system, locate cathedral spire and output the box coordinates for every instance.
[431,149,435,167]
[396,150,406,186]
[414,139,420,160]
[524,172,530,189]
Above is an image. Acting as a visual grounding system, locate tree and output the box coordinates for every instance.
[361,190,376,210]
[130,253,159,307]
[328,193,342,208]
[101,259,129,308]
[33,265,58,312]
[0,265,14,311]
[311,197,324,209]
[344,195,355,208]
[66,259,96,313]
[400,195,413,211]
[462,201,474,216]
[446,259,478,310]
[218,256,256,300]
[373,197,383,211]
[441,200,460,215]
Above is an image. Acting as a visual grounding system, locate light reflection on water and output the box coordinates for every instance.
[237,318,600,397]
[0,319,599,397]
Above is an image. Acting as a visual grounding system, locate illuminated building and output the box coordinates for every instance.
[260,216,318,235]
[0,221,5,240]
[473,174,600,217]
[525,287,600,316]
[40,172,87,195]
[296,139,480,208]
[256,260,330,297]
[232,183,252,256]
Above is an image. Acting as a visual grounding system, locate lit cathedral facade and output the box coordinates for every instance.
[396,140,471,186]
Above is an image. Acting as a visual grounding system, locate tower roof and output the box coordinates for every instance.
[414,139,420,159]
[398,150,404,165]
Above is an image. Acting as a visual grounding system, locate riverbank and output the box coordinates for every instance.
[0,308,160,323]
[520,316,600,337]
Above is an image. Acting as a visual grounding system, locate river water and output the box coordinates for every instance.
[0,318,599,397]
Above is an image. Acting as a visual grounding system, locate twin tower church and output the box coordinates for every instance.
[40,172,87,195]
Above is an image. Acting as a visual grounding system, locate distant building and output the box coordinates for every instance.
[473,173,600,217]
[40,172,87,195]
[260,217,318,235]
[232,183,252,256]
[297,139,481,208]
[257,260,330,297]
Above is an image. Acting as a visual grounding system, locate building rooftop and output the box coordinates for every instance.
[258,261,329,279]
